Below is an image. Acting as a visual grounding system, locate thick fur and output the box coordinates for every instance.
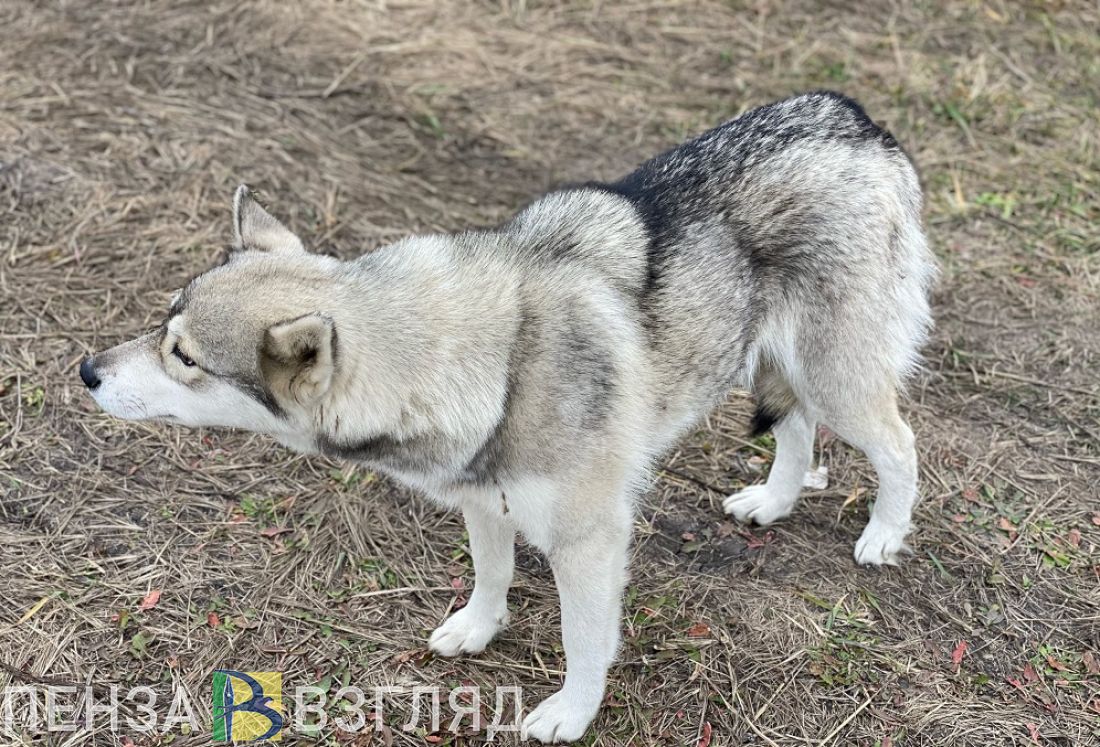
[82,92,936,743]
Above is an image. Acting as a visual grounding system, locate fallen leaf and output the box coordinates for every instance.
[1091,513,1100,526]
[1022,662,1039,683]
[207,612,221,628]
[746,455,768,472]
[1046,655,1068,672]
[962,487,979,502]
[260,526,291,538]
[1066,528,1081,547]
[1025,723,1040,743]
[995,517,1018,540]
[740,530,766,549]
[716,521,737,538]
[1082,651,1099,676]
[841,486,867,510]
[450,577,464,590]
[687,622,711,638]
[802,465,828,490]
[697,721,713,747]
[951,640,968,671]
[952,513,968,523]
[138,590,161,612]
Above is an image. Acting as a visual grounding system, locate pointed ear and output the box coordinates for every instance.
[233,184,306,254]
[261,314,335,405]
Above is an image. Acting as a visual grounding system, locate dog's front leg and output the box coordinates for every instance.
[523,518,629,743]
[429,503,514,656]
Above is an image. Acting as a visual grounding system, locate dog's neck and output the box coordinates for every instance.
[302,235,519,475]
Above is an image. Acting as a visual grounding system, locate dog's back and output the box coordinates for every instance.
[573,91,936,442]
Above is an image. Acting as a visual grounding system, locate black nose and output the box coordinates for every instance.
[79,357,101,390]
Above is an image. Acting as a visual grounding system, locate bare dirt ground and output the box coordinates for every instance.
[1,1,1098,745]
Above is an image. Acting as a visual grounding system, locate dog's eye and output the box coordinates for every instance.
[172,344,196,368]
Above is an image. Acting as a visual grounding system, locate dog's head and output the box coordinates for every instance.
[81,186,341,435]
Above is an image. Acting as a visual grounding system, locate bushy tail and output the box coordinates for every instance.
[749,358,797,437]
[890,165,938,385]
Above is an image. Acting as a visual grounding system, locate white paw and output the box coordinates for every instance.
[854,517,912,566]
[522,689,598,744]
[428,604,508,657]
[723,484,794,525]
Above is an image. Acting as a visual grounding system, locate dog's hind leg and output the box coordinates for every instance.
[815,389,918,566]
[429,503,514,656]
[724,359,817,524]
[723,406,816,524]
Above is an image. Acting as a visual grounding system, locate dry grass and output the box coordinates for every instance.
[1,1,1098,745]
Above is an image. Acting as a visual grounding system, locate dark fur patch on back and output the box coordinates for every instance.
[589,90,904,306]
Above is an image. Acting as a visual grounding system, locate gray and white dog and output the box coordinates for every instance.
[82,92,935,743]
